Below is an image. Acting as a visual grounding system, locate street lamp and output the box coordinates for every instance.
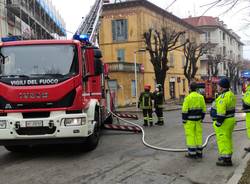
[134,48,146,108]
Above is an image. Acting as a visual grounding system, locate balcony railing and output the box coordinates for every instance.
[107,62,142,73]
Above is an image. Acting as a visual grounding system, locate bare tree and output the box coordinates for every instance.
[207,54,225,78]
[226,60,242,93]
[143,27,186,98]
[183,42,207,83]
[201,0,241,16]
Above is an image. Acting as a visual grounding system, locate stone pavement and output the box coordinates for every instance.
[115,95,250,184]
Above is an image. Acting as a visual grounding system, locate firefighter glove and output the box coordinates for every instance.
[182,120,187,124]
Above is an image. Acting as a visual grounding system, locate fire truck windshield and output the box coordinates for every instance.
[0,44,78,77]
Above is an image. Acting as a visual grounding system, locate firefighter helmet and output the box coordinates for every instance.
[144,84,151,90]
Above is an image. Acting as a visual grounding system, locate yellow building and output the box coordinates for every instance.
[99,0,202,107]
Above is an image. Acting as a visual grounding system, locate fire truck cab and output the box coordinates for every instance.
[0,37,113,152]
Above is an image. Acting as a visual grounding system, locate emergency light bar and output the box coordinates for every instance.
[241,70,250,78]
[73,34,90,44]
[1,36,22,42]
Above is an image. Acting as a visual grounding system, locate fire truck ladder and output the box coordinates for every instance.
[76,0,105,43]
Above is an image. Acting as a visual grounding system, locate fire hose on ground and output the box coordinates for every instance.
[108,111,247,152]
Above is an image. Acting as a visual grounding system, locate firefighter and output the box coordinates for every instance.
[138,84,153,126]
[153,84,164,126]
[210,78,236,166]
[242,81,250,152]
[182,82,206,159]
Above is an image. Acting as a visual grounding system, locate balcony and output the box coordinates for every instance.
[107,62,143,73]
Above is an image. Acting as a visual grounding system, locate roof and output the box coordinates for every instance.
[103,0,203,34]
[183,16,243,45]
[183,16,220,27]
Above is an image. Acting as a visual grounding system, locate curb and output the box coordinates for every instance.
[116,107,182,113]
[227,152,250,184]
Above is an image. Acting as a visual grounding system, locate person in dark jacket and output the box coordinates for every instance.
[138,84,153,126]
[153,84,164,126]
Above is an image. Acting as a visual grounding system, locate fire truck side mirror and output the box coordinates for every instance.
[84,48,103,77]
[94,49,103,76]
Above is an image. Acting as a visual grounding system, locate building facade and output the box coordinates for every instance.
[99,0,202,106]
[184,16,244,79]
[0,0,66,40]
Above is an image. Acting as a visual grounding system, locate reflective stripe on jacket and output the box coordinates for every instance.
[153,91,164,108]
[214,90,236,123]
[182,91,206,121]
[139,91,153,109]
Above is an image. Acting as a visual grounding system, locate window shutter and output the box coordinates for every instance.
[112,20,116,41]
[124,19,128,40]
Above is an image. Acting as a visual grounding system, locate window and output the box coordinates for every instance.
[1,45,78,76]
[112,19,128,41]
[180,34,186,44]
[131,80,136,97]
[223,46,226,56]
[117,49,125,62]
[182,79,186,92]
[108,80,118,91]
[7,11,15,25]
[169,53,174,67]
[205,32,210,42]
[223,32,225,41]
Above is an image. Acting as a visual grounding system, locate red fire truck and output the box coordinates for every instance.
[196,77,219,102]
[241,70,250,93]
[0,0,117,152]
[0,38,115,152]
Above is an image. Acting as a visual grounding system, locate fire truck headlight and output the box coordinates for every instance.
[0,120,7,129]
[63,118,86,126]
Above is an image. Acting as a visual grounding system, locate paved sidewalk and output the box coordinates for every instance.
[116,101,182,113]
[227,152,250,184]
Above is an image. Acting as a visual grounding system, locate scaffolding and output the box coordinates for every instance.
[3,0,66,39]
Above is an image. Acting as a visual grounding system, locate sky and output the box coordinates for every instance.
[51,0,250,59]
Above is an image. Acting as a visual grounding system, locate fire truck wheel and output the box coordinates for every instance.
[85,107,101,151]
[4,145,30,152]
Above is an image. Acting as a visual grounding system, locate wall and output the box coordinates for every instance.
[100,3,201,106]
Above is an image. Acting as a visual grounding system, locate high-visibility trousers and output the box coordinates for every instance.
[213,117,235,158]
[183,120,202,154]
[246,113,250,139]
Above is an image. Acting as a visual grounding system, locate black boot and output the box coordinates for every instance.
[244,147,250,152]
[216,157,233,166]
[196,148,203,158]
[196,152,203,159]
[149,122,153,127]
[155,121,160,125]
[143,120,148,126]
[155,121,164,126]
[185,153,197,159]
